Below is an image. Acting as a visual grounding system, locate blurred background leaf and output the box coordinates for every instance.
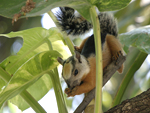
[119,26,150,54]
[0,36,23,63]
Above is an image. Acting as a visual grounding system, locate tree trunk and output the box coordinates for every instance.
[105,88,150,113]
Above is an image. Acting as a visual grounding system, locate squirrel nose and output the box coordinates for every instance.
[66,80,75,90]
[66,80,71,88]
[67,83,70,88]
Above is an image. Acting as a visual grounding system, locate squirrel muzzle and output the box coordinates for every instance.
[65,79,81,90]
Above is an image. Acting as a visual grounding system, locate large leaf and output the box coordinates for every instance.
[10,74,52,111]
[0,50,61,108]
[0,27,62,74]
[0,0,131,21]
[119,26,150,54]
[0,27,70,110]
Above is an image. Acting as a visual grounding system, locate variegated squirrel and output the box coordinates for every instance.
[55,7,124,97]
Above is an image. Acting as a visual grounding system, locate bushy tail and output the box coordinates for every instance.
[55,7,118,37]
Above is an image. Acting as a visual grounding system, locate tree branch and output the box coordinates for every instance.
[105,88,150,113]
[74,55,126,113]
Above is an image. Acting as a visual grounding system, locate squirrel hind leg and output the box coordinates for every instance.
[112,51,124,73]
[105,34,124,73]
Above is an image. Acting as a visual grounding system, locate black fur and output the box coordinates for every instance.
[98,13,118,37]
[55,7,92,35]
[55,7,118,37]
[81,33,106,58]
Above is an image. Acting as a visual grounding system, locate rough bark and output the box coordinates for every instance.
[105,88,150,113]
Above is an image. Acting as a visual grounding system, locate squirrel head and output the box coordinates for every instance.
[57,51,90,90]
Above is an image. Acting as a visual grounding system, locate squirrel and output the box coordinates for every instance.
[55,7,124,97]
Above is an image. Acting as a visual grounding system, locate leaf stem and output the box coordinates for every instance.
[46,36,68,113]
[48,71,68,113]
[112,52,148,107]
[46,38,53,50]
[90,6,103,113]
[20,91,46,113]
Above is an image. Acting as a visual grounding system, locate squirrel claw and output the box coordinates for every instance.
[112,51,123,65]
[65,88,71,94]
[65,86,79,97]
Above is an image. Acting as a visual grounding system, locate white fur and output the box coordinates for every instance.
[62,54,90,88]
[73,55,90,81]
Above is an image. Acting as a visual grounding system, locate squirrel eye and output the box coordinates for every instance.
[74,69,78,76]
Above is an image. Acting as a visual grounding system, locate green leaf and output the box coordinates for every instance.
[10,74,52,111]
[0,0,131,21]
[96,0,131,11]
[0,79,6,92]
[119,26,150,54]
[86,0,99,5]
[0,50,61,108]
[0,66,46,112]
[0,27,69,110]
[0,27,62,74]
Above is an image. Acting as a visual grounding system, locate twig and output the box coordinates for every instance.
[74,55,126,113]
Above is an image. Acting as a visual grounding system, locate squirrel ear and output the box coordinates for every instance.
[57,57,64,65]
[74,50,82,63]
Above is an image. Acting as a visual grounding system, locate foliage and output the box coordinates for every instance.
[0,0,130,21]
[0,0,150,112]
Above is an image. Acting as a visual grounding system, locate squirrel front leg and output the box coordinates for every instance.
[74,37,89,53]
[65,80,95,97]
[65,57,96,97]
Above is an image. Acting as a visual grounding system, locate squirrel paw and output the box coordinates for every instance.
[74,46,82,53]
[65,88,71,94]
[112,51,123,65]
[65,86,79,97]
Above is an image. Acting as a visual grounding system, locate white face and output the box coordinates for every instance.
[62,54,90,89]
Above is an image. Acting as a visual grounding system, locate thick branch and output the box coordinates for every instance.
[74,55,126,113]
[105,88,150,113]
